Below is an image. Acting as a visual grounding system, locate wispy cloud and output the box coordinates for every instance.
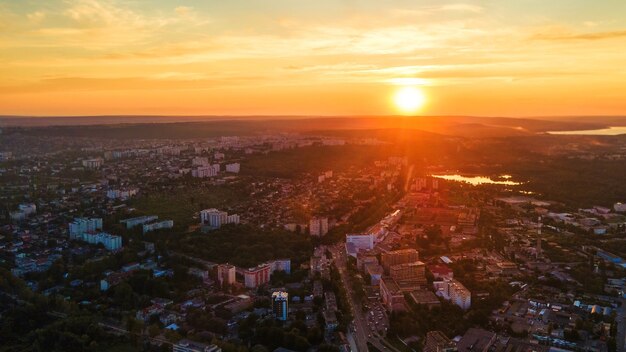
[533,29,626,41]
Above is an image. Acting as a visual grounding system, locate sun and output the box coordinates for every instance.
[393,86,426,114]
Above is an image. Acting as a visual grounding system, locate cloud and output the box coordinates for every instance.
[26,11,46,24]
[439,4,483,13]
[175,6,192,16]
[533,29,626,41]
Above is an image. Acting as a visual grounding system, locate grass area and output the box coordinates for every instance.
[130,183,247,230]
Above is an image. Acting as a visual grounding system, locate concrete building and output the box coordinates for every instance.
[389,261,426,285]
[225,163,240,173]
[270,259,291,274]
[78,232,123,251]
[380,277,407,312]
[192,165,217,178]
[142,220,174,234]
[244,264,271,288]
[173,339,221,352]
[192,157,209,166]
[217,264,236,286]
[69,218,103,240]
[82,158,103,169]
[433,279,471,310]
[309,217,329,237]
[106,188,138,200]
[120,215,158,229]
[272,291,289,321]
[345,233,374,257]
[456,329,496,352]
[424,331,456,352]
[381,248,419,271]
[200,208,240,228]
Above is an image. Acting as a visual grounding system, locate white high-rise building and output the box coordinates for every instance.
[69,218,103,240]
[433,279,471,310]
[200,209,239,228]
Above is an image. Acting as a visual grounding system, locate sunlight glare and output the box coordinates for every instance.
[393,86,425,114]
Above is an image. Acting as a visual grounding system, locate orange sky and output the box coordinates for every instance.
[1,0,626,116]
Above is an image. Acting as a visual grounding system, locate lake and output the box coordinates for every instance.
[547,126,626,136]
[431,174,521,186]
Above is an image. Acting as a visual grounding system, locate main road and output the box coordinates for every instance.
[331,244,400,352]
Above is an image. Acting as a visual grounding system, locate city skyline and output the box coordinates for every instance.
[2,0,626,116]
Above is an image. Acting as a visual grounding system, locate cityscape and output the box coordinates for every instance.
[2,1,626,352]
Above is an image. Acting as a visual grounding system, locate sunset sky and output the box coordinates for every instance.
[1,0,626,117]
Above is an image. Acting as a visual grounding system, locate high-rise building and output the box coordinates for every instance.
[272,291,289,321]
[433,279,471,310]
[389,262,426,285]
[381,248,419,271]
[244,264,271,288]
[69,218,103,239]
[217,264,236,286]
[200,208,239,228]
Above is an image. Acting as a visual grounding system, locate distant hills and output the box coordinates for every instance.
[1,115,625,139]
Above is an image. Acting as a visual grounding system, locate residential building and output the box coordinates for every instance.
[217,264,236,286]
[106,188,138,200]
[270,259,291,274]
[272,291,289,321]
[200,208,239,228]
[192,165,217,178]
[390,262,426,285]
[82,158,103,169]
[225,163,240,173]
[192,157,209,166]
[120,215,159,229]
[69,218,103,240]
[77,232,123,251]
[309,217,329,237]
[381,248,419,271]
[424,331,456,352]
[244,264,271,288]
[434,279,471,310]
[143,220,174,234]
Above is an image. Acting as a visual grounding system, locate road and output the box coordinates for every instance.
[331,245,400,352]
